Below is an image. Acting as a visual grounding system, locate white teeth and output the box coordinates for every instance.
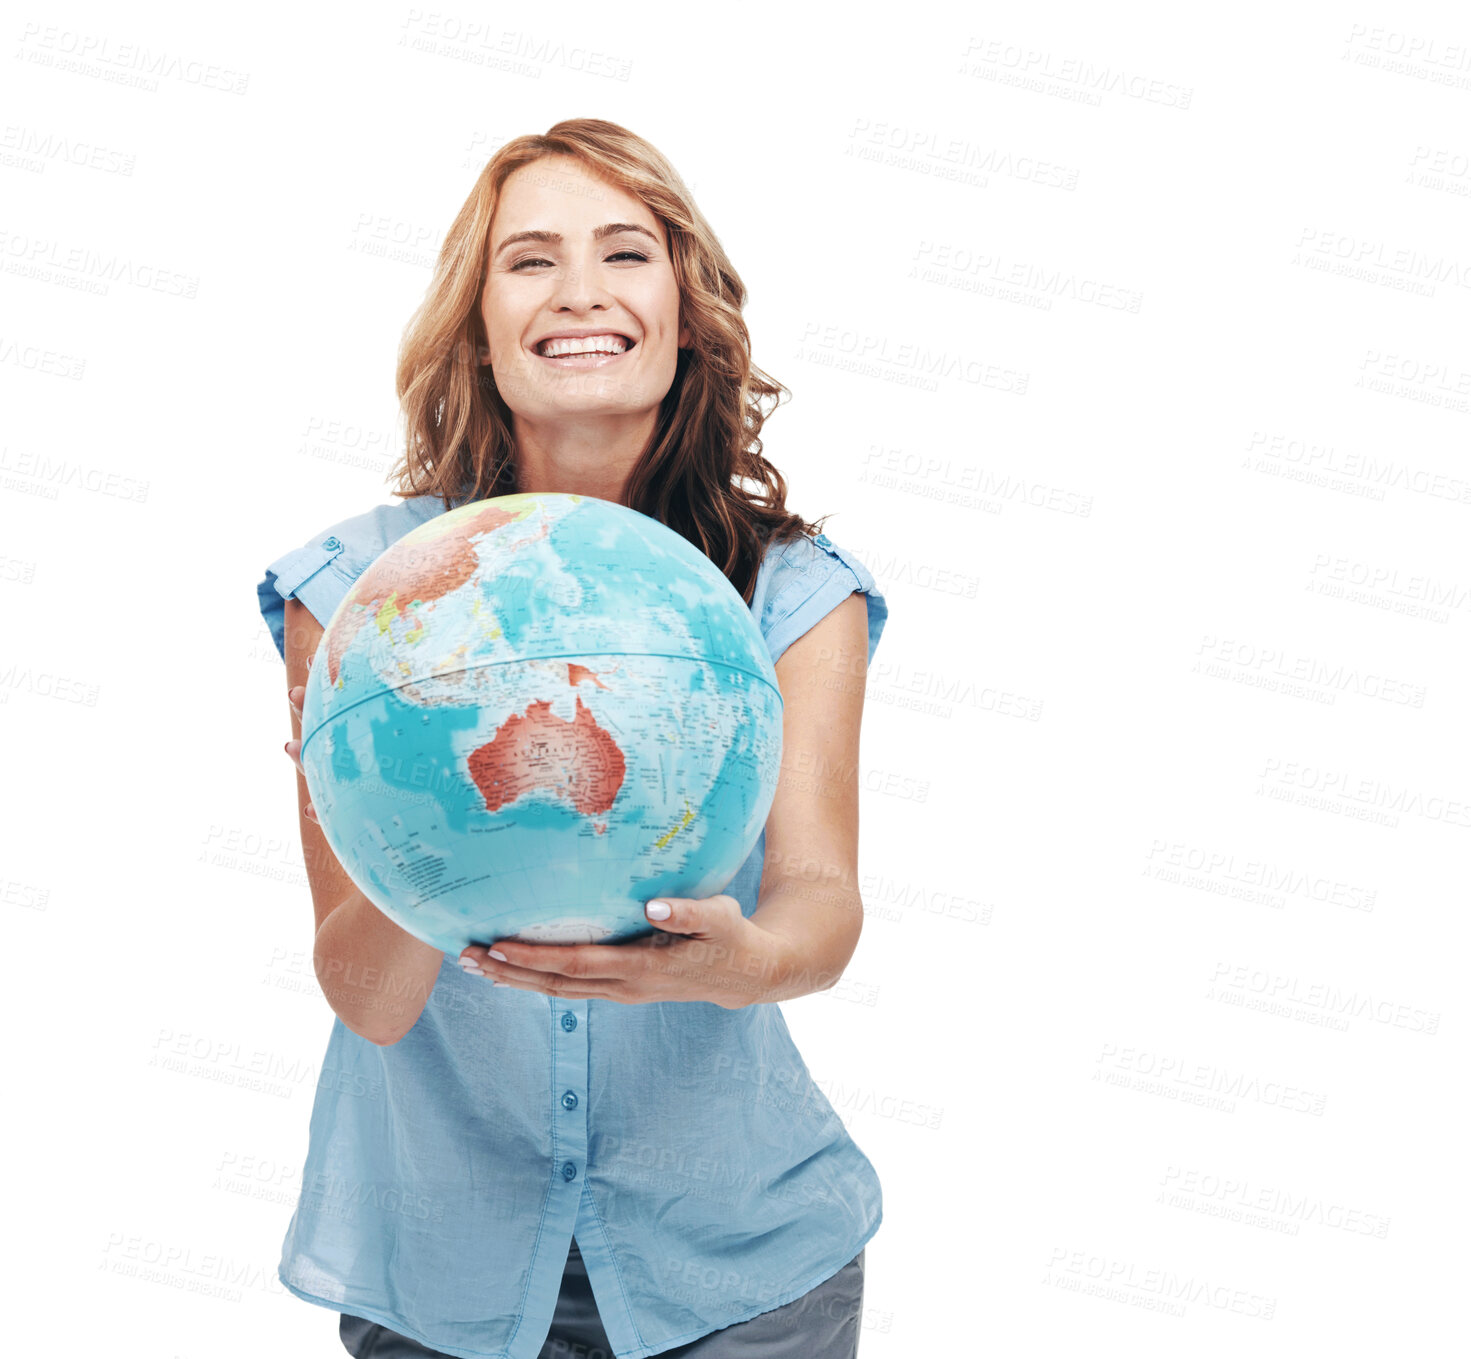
[537,334,631,358]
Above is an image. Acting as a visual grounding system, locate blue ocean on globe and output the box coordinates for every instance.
[297,492,784,956]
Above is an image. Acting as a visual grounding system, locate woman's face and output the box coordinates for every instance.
[479,155,691,430]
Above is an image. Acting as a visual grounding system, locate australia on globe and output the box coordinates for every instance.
[297,492,784,956]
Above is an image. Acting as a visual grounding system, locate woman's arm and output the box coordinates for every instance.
[745,591,871,999]
[283,597,445,1045]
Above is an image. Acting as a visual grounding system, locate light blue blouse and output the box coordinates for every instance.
[256,492,888,1359]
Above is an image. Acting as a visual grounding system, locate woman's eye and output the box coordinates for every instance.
[510,251,648,271]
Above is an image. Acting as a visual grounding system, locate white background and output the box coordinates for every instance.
[4,2,1467,1355]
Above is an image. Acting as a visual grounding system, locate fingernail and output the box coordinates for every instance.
[646,900,672,920]
[305,804,318,822]
[492,981,509,988]
[459,959,484,975]
[285,739,301,758]
[487,950,508,962]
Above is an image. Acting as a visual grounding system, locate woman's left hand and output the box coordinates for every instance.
[457,896,790,1009]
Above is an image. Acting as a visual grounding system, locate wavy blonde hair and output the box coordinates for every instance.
[389,117,825,603]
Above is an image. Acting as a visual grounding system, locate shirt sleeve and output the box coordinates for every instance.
[761,532,888,669]
[256,530,355,663]
[256,496,459,662]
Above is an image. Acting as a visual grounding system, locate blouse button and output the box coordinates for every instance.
[321,537,342,551]
[562,1161,578,1181]
[561,1012,577,1031]
[561,1090,578,1110]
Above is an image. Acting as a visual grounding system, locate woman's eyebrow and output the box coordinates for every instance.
[494,223,659,259]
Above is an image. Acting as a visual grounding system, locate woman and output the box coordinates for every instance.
[259,119,888,1359]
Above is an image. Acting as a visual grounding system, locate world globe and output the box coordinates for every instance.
[298,492,784,955]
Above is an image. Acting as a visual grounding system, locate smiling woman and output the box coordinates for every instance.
[259,118,889,1359]
[391,127,805,600]
[475,169,691,498]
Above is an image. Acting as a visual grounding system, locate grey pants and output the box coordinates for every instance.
[339,1237,866,1358]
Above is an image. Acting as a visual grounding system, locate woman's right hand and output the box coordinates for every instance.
[285,655,317,823]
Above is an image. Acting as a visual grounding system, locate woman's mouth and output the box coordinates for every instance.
[532,334,637,368]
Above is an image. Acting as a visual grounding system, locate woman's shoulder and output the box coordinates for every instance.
[754,526,887,669]
[256,493,455,661]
